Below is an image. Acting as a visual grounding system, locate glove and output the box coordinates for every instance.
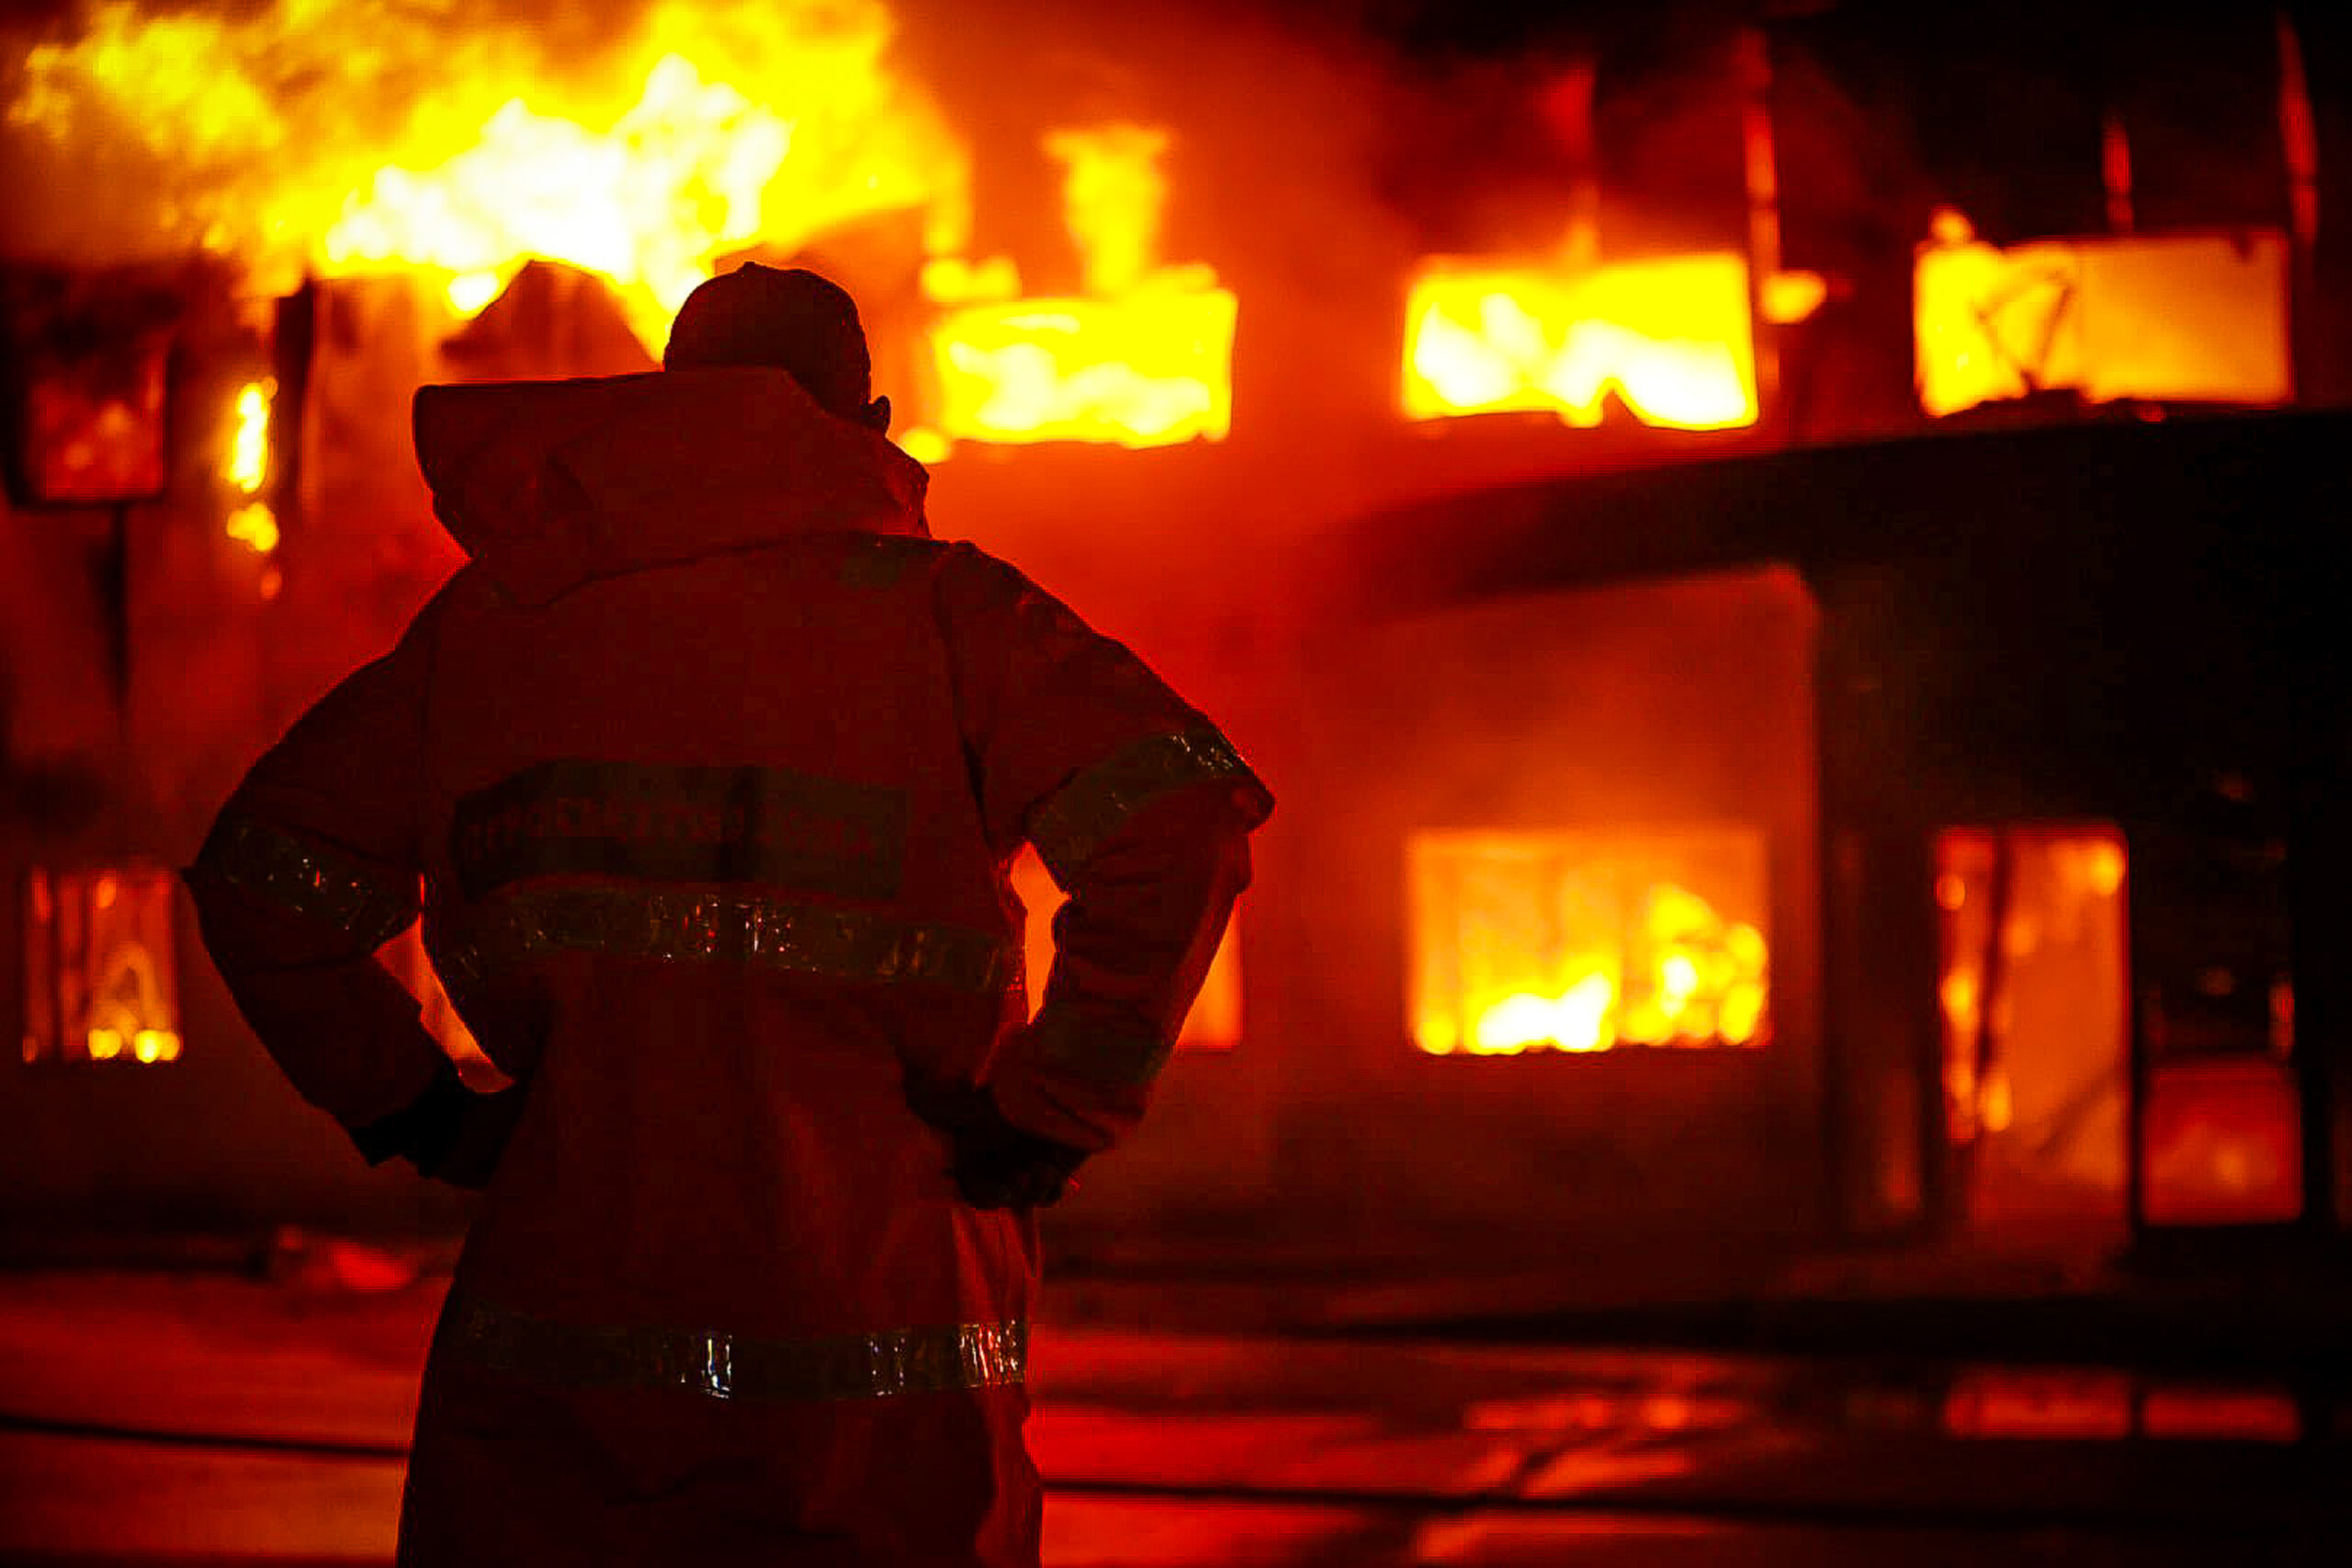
[903,1077,1089,1210]
[350,1061,529,1190]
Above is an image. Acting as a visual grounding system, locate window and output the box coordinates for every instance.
[1914,215,2290,417]
[1407,828,1769,1055]
[22,865,182,1065]
[1935,826,2130,1229]
[1401,254,1758,432]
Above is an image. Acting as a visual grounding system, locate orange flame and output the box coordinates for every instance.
[1409,831,1769,1056]
[1404,254,1758,431]
[9,1,972,346]
[323,54,796,353]
[916,124,1236,453]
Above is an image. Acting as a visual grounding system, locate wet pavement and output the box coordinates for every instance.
[0,1265,2346,1565]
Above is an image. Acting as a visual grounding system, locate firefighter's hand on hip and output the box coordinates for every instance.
[902,1074,1088,1210]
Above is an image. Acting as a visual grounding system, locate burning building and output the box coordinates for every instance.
[1,0,2346,1276]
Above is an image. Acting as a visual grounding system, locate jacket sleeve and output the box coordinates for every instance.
[933,544,1273,1153]
[181,611,458,1165]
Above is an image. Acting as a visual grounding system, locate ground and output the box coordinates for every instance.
[0,1255,2347,1565]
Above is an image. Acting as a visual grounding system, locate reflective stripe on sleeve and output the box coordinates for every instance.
[1025,727,1267,885]
[433,886,1018,998]
[441,1293,1025,1403]
[190,814,420,952]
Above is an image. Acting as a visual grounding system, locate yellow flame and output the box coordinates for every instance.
[86,1028,124,1061]
[1418,873,1769,1056]
[324,55,793,355]
[1045,123,1169,298]
[227,378,273,493]
[447,270,506,316]
[896,426,951,466]
[1474,976,1615,1055]
[10,2,972,334]
[1404,254,1758,431]
[923,125,1235,450]
[1758,269,1827,325]
[226,502,281,555]
[1915,210,2291,417]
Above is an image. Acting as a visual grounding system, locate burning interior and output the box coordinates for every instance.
[1408,828,1769,1055]
[22,863,181,1065]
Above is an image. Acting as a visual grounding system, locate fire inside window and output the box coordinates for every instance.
[1408,829,1768,1055]
[915,125,1237,454]
[1934,828,2130,1220]
[1936,825,2303,1228]
[1913,210,2291,418]
[1009,847,1241,1049]
[320,48,917,359]
[1401,254,1758,432]
[22,867,182,1065]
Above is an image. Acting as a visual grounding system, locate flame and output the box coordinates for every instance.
[221,377,280,555]
[1404,254,1758,431]
[447,270,505,317]
[323,54,795,354]
[1915,209,2291,416]
[15,6,1238,446]
[226,502,281,555]
[1411,835,1770,1057]
[226,378,273,493]
[922,125,1236,451]
[10,1,972,347]
[1048,123,1170,298]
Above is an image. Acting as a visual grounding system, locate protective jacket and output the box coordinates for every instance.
[185,367,1272,1566]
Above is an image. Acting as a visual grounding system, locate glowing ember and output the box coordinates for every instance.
[1408,830,1769,1056]
[1914,209,2291,417]
[922,125,1236,451]
[1403,254,1758,431]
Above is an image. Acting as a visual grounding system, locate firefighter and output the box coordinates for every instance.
[184,264,1272,1565]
